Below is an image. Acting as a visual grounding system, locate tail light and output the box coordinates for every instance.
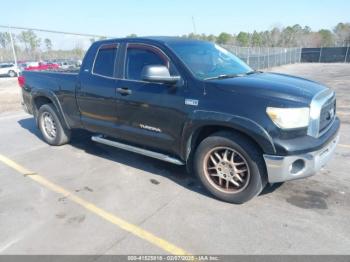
[18,75,25,88]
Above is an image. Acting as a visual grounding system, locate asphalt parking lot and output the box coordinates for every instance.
[0,63,349,255]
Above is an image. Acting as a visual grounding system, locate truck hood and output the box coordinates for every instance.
[207,72,327,104]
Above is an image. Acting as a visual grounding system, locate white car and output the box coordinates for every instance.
[0,63,20,77]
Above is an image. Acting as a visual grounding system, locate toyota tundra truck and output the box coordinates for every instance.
[19,37,340,203]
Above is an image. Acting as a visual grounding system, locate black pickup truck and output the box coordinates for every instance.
[19,37,340,203]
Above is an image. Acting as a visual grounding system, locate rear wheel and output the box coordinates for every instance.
[38,104,71,146]
[194,131,267,204]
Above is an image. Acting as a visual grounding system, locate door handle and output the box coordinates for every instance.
[117,87,132,96]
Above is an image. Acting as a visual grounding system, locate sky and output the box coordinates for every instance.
[0,0,349,37]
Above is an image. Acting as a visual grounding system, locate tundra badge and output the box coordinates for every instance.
[140,124,162,133]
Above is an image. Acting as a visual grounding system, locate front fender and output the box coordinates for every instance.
[181,110,276,160]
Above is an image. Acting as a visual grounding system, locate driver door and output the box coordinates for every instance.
[114,43,187,154]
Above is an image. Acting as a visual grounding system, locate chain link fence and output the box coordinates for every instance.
[223,45,302,69]
[301,47,350,63]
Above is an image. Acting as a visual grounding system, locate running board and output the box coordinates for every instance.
[91,135,185,165]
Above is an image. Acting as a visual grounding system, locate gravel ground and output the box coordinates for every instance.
[0,77,21,113]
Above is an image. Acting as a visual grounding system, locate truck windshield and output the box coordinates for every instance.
[168,41,252,80]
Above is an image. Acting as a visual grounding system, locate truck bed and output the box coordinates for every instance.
[21,70,81,128]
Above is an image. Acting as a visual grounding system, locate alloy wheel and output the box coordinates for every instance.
[203,147,250,193]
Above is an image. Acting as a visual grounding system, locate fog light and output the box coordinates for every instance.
[289,159,305,175]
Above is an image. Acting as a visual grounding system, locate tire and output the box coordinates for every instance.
[38,104,71,146]
[194,131,267,204]
[8,70,16,77]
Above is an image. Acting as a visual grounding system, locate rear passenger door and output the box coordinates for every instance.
[114,43,187,155]
[76,43,120,137]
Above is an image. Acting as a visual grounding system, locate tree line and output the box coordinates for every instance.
[1,22,349,62]
[131,22,350,47]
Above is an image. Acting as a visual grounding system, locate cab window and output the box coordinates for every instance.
[125,44,174,81]
[93,44,118,77]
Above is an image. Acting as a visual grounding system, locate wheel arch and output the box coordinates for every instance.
[31,89,70,129]
[181,111,276,163]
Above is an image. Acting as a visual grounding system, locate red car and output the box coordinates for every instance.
[25,62,59,71]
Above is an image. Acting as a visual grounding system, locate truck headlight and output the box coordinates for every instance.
[266,107,310,129]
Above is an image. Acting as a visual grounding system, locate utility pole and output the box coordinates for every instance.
[192,16,197,35]
[8,26,17,66]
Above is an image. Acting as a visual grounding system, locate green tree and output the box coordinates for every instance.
[0,32,11,49]
[44,38,52,51]
[126,34,137,38]
[333,23,350,45]
[236,32,250,46]
[18,30,41,52]
[251,31,262,46]
[259,31,270,46]
[334,23,350,35]
[270,27,281,47]
[303,26,312,34]
[206,34,217,42]
[318,29,334,46]
[187,33,201,39]
[280,26,296,46]
[199,33,209,41]
[217,32,232,44]
[292,24,303,33]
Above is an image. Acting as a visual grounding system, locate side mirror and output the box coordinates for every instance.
[141,65,180,85]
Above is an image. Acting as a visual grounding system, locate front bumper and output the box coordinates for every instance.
[263,133,339,183]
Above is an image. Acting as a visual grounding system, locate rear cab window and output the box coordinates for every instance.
[93,44,118,78]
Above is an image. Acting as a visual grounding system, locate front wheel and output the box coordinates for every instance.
[194,131,267,204]
[38,104,71,146]
[8,70,16,77]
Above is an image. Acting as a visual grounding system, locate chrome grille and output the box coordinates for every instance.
[307,89,335,138]
[319,97,336,134]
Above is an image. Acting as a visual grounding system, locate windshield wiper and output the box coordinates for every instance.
[204,74,243,80]
[204,70,263,80]
[245,70,263,75]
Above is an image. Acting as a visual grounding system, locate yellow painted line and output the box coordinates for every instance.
[0,154,189,256]
[0,155,36,175]
[339,144,350,149]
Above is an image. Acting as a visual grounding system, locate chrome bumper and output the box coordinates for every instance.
[263,134,339,183]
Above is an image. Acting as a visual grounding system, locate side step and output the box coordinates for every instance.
[91,135,185,165]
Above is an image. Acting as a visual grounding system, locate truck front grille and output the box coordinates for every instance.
[319,97,336,134]
[307,89,335,138]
